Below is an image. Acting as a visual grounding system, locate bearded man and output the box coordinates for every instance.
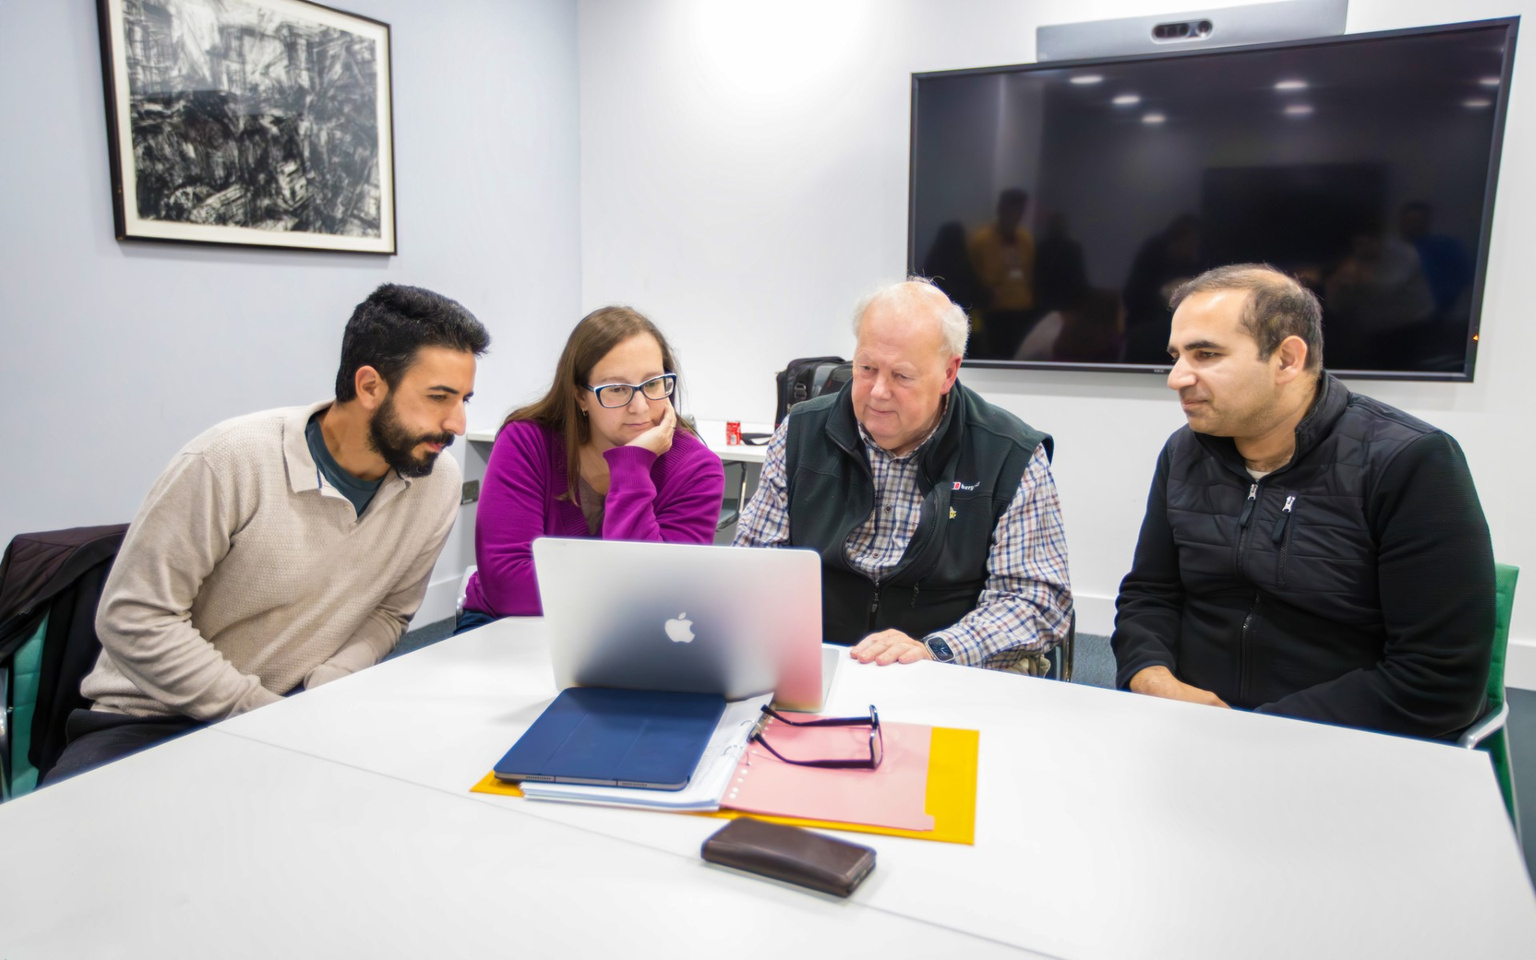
[51,284,489,781]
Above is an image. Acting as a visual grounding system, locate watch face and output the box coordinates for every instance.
[926,638,955,662]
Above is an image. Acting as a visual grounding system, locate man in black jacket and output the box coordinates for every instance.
[1113,264,1493,739]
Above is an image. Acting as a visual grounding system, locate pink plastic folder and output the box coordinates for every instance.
[722,713,935,831]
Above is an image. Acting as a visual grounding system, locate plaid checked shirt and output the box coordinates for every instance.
[734,416,1072,668]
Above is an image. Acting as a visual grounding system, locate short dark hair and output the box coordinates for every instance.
[335,284,491,402]
[1169,264,1324,371]
[999,188,1029,210]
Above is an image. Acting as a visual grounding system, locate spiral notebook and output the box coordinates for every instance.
[471,725,982,845]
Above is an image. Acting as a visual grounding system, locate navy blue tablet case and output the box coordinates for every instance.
[493,687,727,790]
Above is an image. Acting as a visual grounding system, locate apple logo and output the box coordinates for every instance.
[664,612,695,644]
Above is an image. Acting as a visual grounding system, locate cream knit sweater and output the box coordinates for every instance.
[82,402,461,720]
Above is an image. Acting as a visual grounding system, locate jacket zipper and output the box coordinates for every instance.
[1235,482,1259,575]
[1272,495,1296,586]
[1235,481,1264,702]
[868,584,882,631]
[1239,592,1261,703]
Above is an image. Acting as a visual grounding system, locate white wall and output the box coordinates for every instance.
[577,0,1536,685]
[0,0,581,625]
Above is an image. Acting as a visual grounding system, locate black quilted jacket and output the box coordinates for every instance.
[1112,374,1493,740]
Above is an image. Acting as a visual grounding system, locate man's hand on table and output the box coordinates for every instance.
[850,629,935,666]
[1129,665,1230,708]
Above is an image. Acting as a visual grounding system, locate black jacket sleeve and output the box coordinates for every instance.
[1256,433,1494,739]
[1112,443,1185,689]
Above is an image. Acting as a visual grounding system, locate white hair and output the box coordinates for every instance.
[851,277,969,359]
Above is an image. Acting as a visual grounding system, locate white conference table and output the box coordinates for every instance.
[3,619,1534,959]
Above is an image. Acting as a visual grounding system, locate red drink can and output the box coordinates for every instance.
[725,421,742,445]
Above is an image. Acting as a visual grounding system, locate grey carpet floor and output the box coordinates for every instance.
[398,620,1535,880]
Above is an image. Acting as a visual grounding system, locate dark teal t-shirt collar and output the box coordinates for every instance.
[306,412,383,517]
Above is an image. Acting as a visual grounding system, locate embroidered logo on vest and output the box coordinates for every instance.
[952,481,979,491]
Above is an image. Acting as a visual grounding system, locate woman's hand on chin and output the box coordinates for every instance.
[626,403,676,457]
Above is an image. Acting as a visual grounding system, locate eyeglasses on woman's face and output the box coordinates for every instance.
[585,373,676,408]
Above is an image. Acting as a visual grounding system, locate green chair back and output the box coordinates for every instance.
[1481,563,1519,832]
[4,614,48,799]
[1489,564,1518,709]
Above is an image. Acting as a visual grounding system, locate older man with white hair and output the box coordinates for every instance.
[735,278,1072,671]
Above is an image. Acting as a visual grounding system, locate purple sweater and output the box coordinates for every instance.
[464,420,726,617]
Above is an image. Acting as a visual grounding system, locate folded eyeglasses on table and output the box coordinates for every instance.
[747,705,883,770]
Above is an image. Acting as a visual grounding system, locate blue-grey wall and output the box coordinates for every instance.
[0,0,582,620]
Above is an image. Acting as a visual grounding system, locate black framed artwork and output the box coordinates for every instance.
[96,0,396,253]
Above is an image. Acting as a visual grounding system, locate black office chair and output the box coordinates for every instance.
[0,524,126,799]
[716,460,749,532]
[1044,610,1077,682]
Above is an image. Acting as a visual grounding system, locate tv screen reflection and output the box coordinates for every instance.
[910,22,1513,378]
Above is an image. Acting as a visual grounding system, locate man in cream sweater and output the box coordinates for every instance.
[49,284,490,781]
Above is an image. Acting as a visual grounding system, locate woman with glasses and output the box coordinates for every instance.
[457,306,725,631]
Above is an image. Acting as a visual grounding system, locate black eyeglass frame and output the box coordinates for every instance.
[747,705,883,770]
[585,373,677,408]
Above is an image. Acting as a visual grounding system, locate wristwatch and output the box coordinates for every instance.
[922,635,955,663]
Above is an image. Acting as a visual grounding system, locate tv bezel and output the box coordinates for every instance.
[908,17,1519,383]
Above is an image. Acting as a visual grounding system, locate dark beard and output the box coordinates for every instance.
[367,394,455,479]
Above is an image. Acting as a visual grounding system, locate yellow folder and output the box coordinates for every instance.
[470,726,979,845]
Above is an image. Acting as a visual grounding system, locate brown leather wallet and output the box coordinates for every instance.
[701,818,876,897]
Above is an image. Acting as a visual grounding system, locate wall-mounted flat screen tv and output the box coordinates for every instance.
[909,19,1517,380]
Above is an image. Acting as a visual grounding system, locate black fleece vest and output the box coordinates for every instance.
[783,381,1050,645]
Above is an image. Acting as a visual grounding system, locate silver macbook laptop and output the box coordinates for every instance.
[532,538,826,711]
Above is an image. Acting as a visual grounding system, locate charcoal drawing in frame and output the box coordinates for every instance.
[97,0,396,253]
